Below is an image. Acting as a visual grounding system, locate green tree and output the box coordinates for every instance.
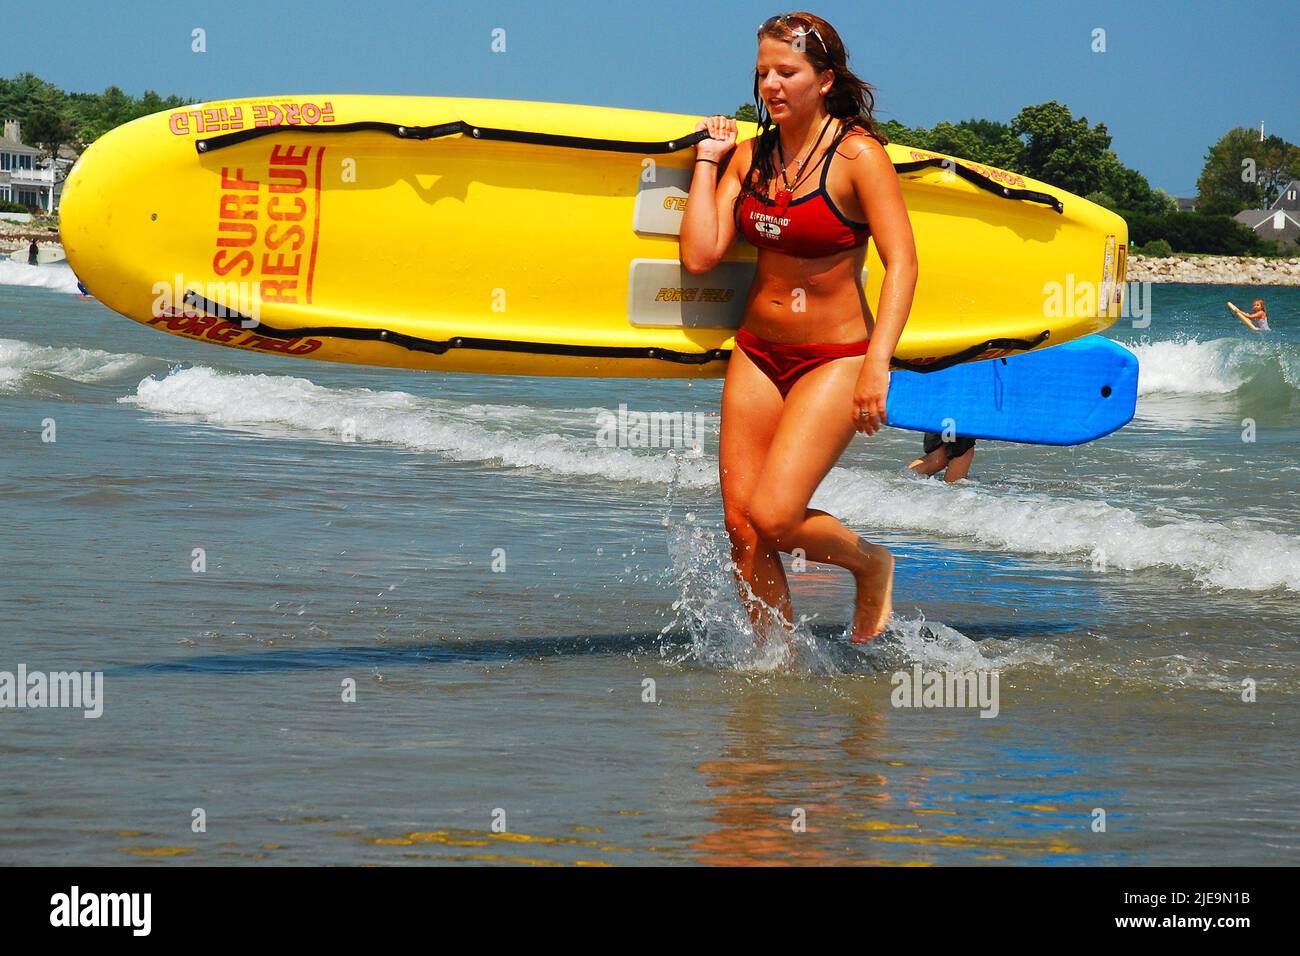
[1198,128,1253,213]
[93,85,133,137]
[1084,190,1120,210]
[1253,133,1300,207]
[3,72,198,160]
[1086,156,1174,215]
[880,103,1123,193]
[1007,101,1113,195]
[23,106,78,179]
[0,71,62,125]
[1150,188,1179,215]
[954,117,1008,147]
[925,121,985,164]
[948,118,1022,169]
[1126,210,1270,255]
[877,119,925,148]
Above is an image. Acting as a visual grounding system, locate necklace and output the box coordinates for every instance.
[773,116,836,215]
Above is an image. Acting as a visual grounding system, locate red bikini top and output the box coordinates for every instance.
[735,127,872,257]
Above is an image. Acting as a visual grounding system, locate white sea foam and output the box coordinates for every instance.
[813,468,1300,593]
[0,337,156,393]
[0,259,83,294]
[1130,336,1300,396]
[121,365,717,486]
[659,515,1058,675]
[119,364,1300,594]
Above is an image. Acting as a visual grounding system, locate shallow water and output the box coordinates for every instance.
[2,263,1297,865]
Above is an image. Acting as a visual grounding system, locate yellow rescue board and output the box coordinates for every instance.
[58,94,1128,378]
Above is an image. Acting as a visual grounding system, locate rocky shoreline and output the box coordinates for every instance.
[0,219,61,250]
[1127,254,1300,286]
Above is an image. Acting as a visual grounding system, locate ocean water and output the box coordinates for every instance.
[1,261,1297,866]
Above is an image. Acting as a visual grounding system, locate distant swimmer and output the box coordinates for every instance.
[909,432,976,482]
[1228,298,1269,332]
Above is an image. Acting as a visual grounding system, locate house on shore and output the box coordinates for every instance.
[0,119,79,214]
[1233,180,1300,249]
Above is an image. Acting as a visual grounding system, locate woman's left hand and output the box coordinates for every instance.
[852,362,890,436]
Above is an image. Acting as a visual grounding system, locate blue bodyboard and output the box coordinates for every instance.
[886,335,1138,446]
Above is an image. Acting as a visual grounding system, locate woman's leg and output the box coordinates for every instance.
[720,345,793,638]
[745,355,894,641]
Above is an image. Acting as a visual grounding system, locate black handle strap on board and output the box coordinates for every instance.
[194,121,1064,212]
[179,291,729,366]
[890,330,1052,373]
[195,120,710,157]
[891,158,1064,213]
[181,292,1048,372]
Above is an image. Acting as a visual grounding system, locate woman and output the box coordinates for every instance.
[680,12,918,644]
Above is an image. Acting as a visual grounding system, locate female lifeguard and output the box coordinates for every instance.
[680,12,918,643]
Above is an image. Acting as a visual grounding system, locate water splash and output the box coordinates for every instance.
[0,259,82,294]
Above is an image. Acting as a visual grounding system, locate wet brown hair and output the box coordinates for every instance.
[735,11,887,224]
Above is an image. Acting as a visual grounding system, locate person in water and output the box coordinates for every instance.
[1228,298,1269,332]
[680,11,917,644]
[909,432,976,482]
[28,240,38,265]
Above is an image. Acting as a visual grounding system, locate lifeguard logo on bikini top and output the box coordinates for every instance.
[748,209,789,239]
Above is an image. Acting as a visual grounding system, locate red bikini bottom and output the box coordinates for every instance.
[733,327,872,399]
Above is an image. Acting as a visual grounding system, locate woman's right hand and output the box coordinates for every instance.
[696,115,738,162]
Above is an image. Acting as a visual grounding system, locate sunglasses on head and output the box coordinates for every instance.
[759,13,828,54]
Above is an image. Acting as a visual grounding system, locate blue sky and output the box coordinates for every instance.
[4,0,1295,196]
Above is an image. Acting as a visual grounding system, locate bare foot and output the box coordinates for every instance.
[748,596,794,653]
[850,545,894,644]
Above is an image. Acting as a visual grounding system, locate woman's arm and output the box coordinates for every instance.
[680,116,744,274]
[848,136,918,433]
